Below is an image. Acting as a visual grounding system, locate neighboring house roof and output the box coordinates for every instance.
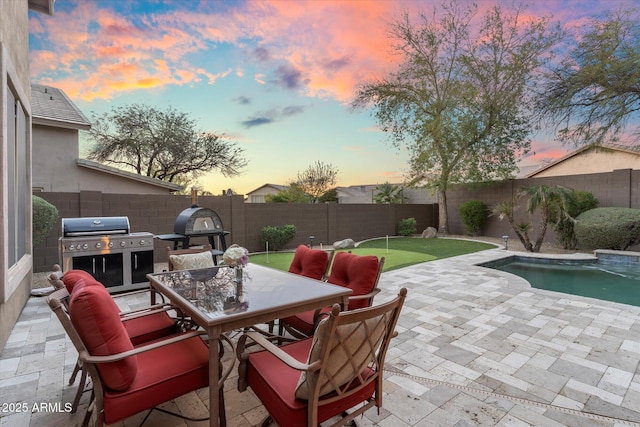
[246,183,287,195]
[31,83,91,130]
[525,143,640,178]
[76,159,184,192]
[336,185,377,197]
[337,183,406,194]
[515,164,540,178]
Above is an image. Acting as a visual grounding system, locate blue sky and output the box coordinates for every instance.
[28,0,634,195]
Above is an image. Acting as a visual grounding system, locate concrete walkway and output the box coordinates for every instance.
[2,248,640,426]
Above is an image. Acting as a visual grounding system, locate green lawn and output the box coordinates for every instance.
[250,237,496,272]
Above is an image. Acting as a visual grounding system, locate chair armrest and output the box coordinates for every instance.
[112,288,167,304]
[119,303,174,320]
[348,287,380,301]
[237,331,319,372]
[79,330,205,364]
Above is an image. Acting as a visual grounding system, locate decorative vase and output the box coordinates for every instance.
[234,267,243,297]
[234,267,243,284]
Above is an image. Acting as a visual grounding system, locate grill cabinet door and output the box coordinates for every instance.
[131,250,154,284]
[72,254,124,288]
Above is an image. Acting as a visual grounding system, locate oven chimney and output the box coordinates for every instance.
[191,186,200,205]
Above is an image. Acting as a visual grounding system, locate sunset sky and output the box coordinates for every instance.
[28,0,635,195]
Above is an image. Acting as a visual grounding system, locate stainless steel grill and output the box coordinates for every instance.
[59,216,154,293]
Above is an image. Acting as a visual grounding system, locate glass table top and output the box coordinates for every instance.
[148,263,350,321]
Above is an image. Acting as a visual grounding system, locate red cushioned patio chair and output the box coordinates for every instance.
[48,265,190,414]
[237,288,407,427]
[288,244,334,280]
[46,284,227,426]
[279,252,385,338]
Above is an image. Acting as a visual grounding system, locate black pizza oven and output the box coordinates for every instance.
[156,205,230,263]
[174,205,224,235]
[59,216,154,293]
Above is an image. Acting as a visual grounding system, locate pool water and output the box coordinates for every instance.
[489,260,640,307]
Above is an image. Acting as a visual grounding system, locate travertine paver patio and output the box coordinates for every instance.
[2,247,640,426]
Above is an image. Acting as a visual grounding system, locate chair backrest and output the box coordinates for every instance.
[326,252,385,310]
[167,244,215,271]
[48,264,98,293]
[47,288,110,402]
[71,283,139,391]
[295,288,407,414]
[288,245,333,280]
[50,284,140,389]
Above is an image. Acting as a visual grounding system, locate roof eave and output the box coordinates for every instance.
[76,159,184,192]
[33,116,91,131]
[28,0,54,15]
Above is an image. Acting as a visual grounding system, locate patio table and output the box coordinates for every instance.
[147,263,351,427]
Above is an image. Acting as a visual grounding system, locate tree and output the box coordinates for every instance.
[374,182,404,204]
[493,185,574,252]
[86,104,247,187]
[265,183,311,203]
[550,190,598,249]
[537,8,640,145]
[293,161,339,203]
[355,1,560,232]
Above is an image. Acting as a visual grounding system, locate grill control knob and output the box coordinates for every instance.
[139,239,146,246]
[95,242,102,249]
[120,241,127,247]
[68,244,75,250]
[108,242,114,248]
[82,244,88,250]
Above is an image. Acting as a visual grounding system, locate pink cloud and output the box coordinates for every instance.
[29,0,232,100]
[30,0,409,102]
[29,0,619,106]
[241,0,400,102]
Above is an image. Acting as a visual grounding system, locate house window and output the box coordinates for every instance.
[6,87,28,267]
[250,195,265,203]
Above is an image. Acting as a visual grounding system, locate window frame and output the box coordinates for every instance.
[1,43,33,303]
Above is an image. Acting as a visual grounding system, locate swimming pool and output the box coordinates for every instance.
[483,253,640,307]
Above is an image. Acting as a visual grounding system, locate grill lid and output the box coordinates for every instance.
[62,216,131,237]
[174,205,223,235]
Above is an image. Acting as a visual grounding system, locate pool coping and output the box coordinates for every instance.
[470,248,640,310]
[477,248,640,268]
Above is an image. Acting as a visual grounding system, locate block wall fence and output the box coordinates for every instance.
[33,168,638,273]
[32,192,438,272]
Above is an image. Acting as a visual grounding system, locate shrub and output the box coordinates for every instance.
[318,187,338,203]
[33,195,59,244]
[459,200,489,235]
[574,207,640,250]
[551,190,598,249]
[397,217,417,236]
[260,224,297,251]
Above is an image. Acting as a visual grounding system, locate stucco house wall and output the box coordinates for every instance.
[32,84,181,195]
[528,145,640,178]
[73,159,185,194]
[32,123,183,194]
[32,124,79,191]
[0,0,52,352]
